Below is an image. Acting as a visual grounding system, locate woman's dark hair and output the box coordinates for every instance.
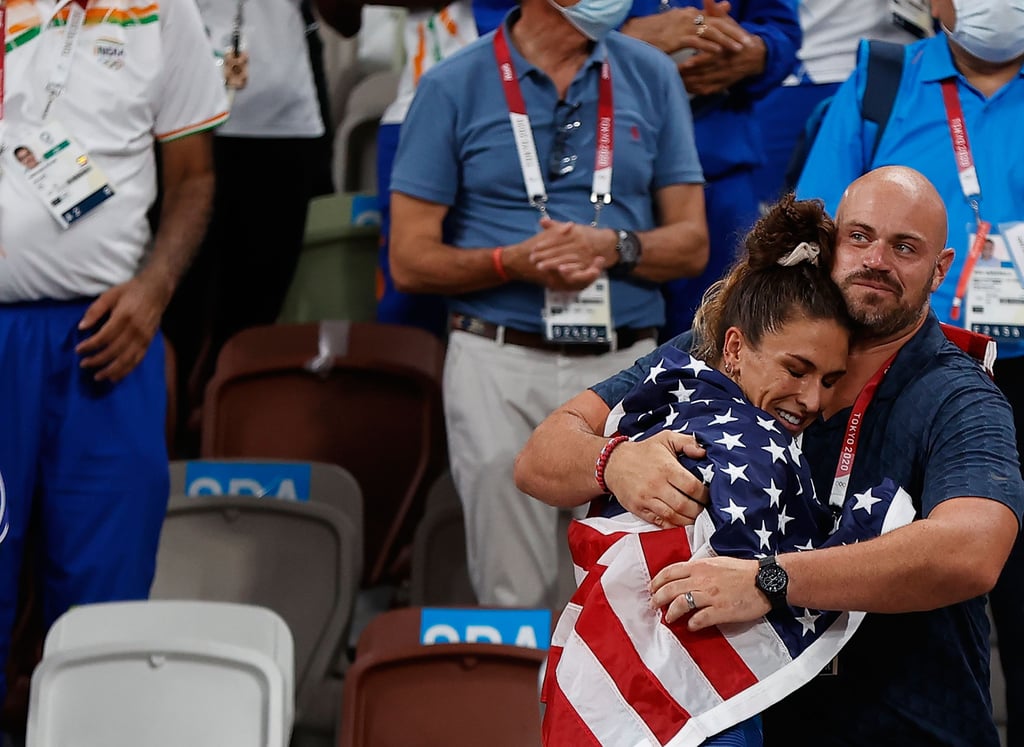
[692,193,852,363]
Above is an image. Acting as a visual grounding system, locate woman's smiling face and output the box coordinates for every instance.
[723,316,850,436]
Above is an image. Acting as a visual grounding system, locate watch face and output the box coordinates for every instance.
[758,565,788,594]
[617,231,641,264]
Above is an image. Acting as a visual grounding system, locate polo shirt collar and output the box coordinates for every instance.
[499,7,608,82]
[875,311,946,402]
[920,32,1024,84]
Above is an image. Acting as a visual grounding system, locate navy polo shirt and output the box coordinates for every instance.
[592,313,1024,744]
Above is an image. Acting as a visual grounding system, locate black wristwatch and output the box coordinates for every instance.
[755,555,789,613]
[609,229,642,277]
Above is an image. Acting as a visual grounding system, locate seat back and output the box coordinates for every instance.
[27,601,292,747]
[331,70,399,192]
[168,458,364,540]
[150,494,361,734]
[339,607,545,747]
[278,192,381,326]
[409,470,476,606]
[200,320,447,586]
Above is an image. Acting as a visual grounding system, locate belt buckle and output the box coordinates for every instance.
[454,314,491,337]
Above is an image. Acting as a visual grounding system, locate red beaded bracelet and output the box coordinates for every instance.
[595,434,629,494]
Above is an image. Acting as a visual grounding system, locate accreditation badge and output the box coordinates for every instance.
[964,224,1024,342]
[544,274,613,344]
[3,120,115,229]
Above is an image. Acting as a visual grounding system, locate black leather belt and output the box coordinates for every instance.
[450,313,657,356]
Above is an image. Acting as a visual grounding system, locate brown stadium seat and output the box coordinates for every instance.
[200,320,447,587]
[339,607,546,747]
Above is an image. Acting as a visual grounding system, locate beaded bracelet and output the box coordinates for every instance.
[594,434,629,494]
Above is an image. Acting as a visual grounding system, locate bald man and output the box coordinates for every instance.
[516,167,1023,745]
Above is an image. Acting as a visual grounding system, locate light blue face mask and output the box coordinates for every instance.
[947,0,1024,63]
[547,0,633,41]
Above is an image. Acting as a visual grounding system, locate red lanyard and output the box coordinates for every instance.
[1,0,7,122]
[492,24,614,225]
[940,78,990,321]
[828,353,896,508]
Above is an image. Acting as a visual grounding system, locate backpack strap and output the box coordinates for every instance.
[860,39,907,162]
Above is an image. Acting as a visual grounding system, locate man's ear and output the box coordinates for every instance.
[933,247,955,292]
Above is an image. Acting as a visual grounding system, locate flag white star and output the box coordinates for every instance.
[796,609,821,636]
[682,357,711,377]
[720,498,747,524]
[762,439,787,464]
[756,415,779,433]
[715,431,745,450]
[695,399,714,406]
[794,539,816,551]
[697,463,715,483]
[732,397,746,405]
[795,473,804,496]
[644,359,667,384]
[671,380,695,403]
[664,409,678,428]
[673,421,691,434]
[763,479,782,508]
[722,462,749,484]
[710,408,738,426]
[777,505,794,534]
[754,520,773,550]
[788,436,803,464]
[852,488,882,514]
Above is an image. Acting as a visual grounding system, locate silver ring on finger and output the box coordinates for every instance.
[684,591,697,611]
[693,13,704,25]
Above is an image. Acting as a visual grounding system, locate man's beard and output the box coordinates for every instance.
[840,269,931,340]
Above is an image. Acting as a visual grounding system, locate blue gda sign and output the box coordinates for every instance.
[182,461,312,501]
[419,608,551,650]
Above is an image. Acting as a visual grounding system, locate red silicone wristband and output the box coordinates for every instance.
[492,246,510,282]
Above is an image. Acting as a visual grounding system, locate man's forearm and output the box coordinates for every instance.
[140,134,216,307]
[782,498,1018,613]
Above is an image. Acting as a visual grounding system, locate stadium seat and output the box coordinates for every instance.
[277,192,380,326]
[338,607,546,747]
[26,600,293,747]
[200,320,447,586]
[150,486,361,741]
[331,70,399,192]
[409,470,476,607]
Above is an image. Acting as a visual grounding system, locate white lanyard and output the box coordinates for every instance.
[492,24,614,226]
[42,0,88,120]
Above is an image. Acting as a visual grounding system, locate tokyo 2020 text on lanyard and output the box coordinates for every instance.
[941,78,990,322]
[828,353,896,509]
[492,24,614,227]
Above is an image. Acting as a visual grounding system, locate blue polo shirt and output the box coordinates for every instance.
[590,314,1024,745]
[390,10,704,333]
[626,0,801,179]
[797,36,1024,359]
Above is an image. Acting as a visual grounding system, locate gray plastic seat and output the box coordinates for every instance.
[27,600,293,747]
[409,470,476,607]
[151,473,362,741]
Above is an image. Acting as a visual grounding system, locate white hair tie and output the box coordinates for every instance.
[777,241,820,267]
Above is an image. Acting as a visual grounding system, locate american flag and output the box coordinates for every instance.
[542,349,916,747]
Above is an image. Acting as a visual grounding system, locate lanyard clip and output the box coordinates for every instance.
[529,194,549,219]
